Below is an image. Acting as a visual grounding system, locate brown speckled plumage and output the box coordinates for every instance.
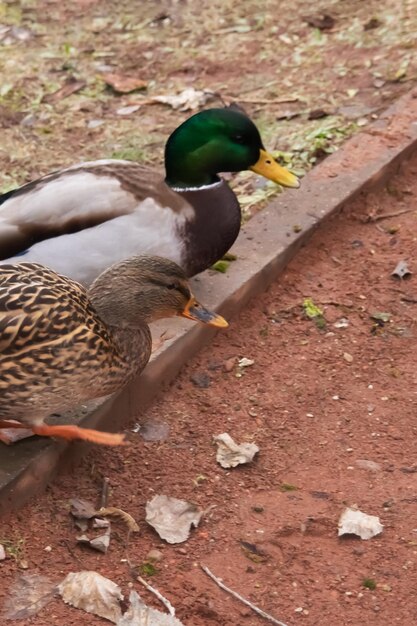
[0,256,227,445]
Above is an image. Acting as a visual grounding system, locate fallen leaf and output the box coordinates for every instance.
[224,356,237,372]
[42,77,86,104]
[334,318,349,328]
[137,418,170,441]
[58,571,123,622]
[303,298,326,328]
[116,105,141,116]
[70,498,96,520]
[104,73,147,93]
[355,459,381,472]
[304,13,335,30]
[308,109,329,120]
[370,311,391,323]
[338,104,375,119]
[338,507,383,540]
[211,259,230,273]
[214,433,259,468]
[346,88,359,98]
[93,518,111,529]
[303,298,323,319]
[0,25,33,45]
[392,260,412,279]
[117,590,184,626]
[145,495,202,544]
[77,527,111,554]
[364,18,382,30]
[239,540,269,563]
[238,357,255,368]
[151,88,214,111]
[97,507,140,532]
[3,574,56,619]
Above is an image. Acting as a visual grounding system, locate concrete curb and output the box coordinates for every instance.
[1,89,417,513]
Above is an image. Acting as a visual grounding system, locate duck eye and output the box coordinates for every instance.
[234,134,245,144]
[166,282,178,290]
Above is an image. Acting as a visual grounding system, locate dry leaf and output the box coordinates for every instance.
[238,357,255,368]
[146,495,202,544]
[0,25,33,45]
[305,13,335,30]
[239,540,269,563]
[392,260,412,279]
[338,507,383,540]
[116,105,141,116]
[42,77,86,104]
[97,507,140,532]
[77,527,111,554]
[151,88,214,111]
[104,73,147,93]
[117,591,184,626]
[137,418,170,442]
[70,498,96,519]
[58,571,123,622]
[3,574,56,619]
[214,433,259,468]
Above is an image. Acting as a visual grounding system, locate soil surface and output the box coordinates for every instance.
[1,151,417,625]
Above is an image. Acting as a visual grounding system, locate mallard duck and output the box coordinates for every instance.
[0,108,299,286]
[0,255,227,445]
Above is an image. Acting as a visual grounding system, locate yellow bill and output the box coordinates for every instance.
[250,149,299,188]
[181,297,228,328]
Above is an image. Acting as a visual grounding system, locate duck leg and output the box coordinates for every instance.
[31,424,126,446]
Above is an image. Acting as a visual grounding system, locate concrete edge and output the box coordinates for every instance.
[1,88,417,512]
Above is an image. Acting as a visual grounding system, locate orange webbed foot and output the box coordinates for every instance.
[31,424,126,446]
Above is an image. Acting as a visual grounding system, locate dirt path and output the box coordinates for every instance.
[1,152,417,625]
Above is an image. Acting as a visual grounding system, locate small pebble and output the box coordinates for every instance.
[147,548,163,562]
[355,459,381,472]
[224,357,237,372]
[0,545,6,560]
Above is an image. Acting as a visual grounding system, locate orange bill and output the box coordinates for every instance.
[181,297,228,328]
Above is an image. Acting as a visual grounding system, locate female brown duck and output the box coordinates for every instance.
[0,256,227,445]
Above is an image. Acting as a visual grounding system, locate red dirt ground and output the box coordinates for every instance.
[1,154,417,625]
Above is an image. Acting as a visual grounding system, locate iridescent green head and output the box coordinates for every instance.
[164,108,299,190]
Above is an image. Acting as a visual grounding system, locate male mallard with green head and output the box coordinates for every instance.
[0,108,299,285]
[0,256,227,445]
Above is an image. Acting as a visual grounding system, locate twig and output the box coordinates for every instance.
[137,576,176,616]
[201,565,288,626]
[100,477,110,509]
[371,208,415,222]
[400,295,417,304]
[227,97,300,105]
